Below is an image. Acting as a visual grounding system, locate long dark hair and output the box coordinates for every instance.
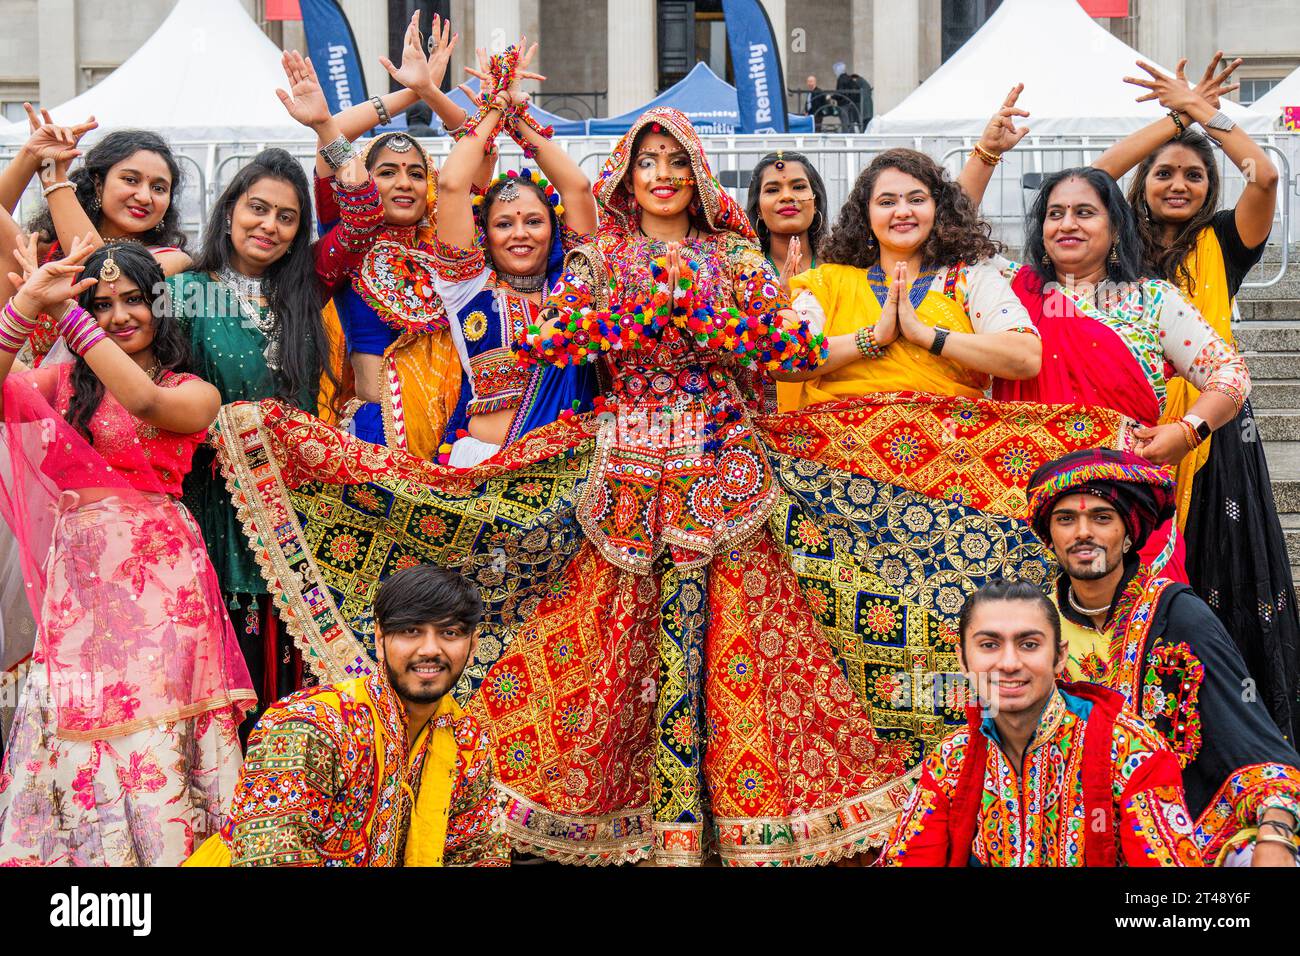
[746,151,829,259]
[1025,167,1145,285]
[819,147,998,269]
[1126,130,1220,293]
[192,148,327,406]
[66,243,190,441]
[28,130,187,250]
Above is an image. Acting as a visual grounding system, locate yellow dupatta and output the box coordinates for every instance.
[1157,226,1232,532]
[778,263,983,411]
[183,677,467,867]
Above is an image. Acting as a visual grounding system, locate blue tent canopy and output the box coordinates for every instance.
[586,62,813,136]
[433,78,588,137]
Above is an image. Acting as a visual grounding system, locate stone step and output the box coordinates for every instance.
[1250,382,1300,409]
[1237,300,1300,323]
[1239,276,1300,300]
[1257,411,1300,442]
[1245,352,1300,381]
[1276,478,1300,513]
[1266,442,1300,481]
[1235,322,1300,351]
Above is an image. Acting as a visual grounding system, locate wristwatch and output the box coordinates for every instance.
[1203,109,1237,133]
[1184,413,1212,443]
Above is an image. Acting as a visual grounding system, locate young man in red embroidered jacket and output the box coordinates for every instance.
[882,579,1202,866]
[1026,449,1300,867]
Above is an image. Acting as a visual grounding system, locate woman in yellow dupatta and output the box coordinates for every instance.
[1090,53,1298,741]
[778,148,1040,410]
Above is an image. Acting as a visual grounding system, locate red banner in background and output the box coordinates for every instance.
[266,0,302,19]
[1078,0,1130,14]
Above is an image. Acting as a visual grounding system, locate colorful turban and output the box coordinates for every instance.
[1025,449,1177,553]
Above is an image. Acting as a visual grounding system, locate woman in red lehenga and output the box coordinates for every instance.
[0,237,254,865]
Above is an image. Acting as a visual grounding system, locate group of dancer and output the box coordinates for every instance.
[0,18,1295,866]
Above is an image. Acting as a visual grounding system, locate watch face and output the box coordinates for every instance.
[1195,419,1212,440]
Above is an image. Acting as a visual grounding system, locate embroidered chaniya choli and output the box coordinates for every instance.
[211,108,1132,865]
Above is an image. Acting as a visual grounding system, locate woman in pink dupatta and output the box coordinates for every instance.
[0,237,254,866]
[986,168,1250,579]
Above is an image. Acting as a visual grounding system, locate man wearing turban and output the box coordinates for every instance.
[1027,449,1300,867]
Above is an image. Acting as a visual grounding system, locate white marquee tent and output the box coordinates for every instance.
[1251,66,1300,127]
[869,0,1272,137]
[0,0,313,144]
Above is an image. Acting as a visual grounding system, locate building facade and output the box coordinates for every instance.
[2,0,1297,126]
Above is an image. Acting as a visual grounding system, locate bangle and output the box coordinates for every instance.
[505,101,554,159]
[1254,832,1299,852]
[0,300,38,354]
[929,326,950,356]
[1260,820,1298,838]
[854,324,885,359]
[1173,419,1200,451]
[59,305,107,356]
[41,180,76,199]
[444,117,472,141]
[1168,110,1187,135]
[318,135,358,171]
[370,95,391,126]
[970,143,1000,167]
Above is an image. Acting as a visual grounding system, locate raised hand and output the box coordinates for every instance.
[1124,59,1203,115]
[379,11,433,94]
[976,84,1030,158]
[275,50,333,129]
[426,14,459,91]
[9,232,98,315]
[21,104,98,176]
[1191,51,1242,109]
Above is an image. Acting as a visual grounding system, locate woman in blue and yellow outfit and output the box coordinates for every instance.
[431,40,599,467]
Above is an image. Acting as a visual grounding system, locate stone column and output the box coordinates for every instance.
[761,0,788,113]
[852,0,873,82]
[475,0,523,55]
[339,0,389,98]
[1136,0,1187,72]
[38,0,80,105]
[872,0,920,113]
[607,0,657,115]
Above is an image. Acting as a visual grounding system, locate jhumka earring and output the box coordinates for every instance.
[1108,243,1120,264]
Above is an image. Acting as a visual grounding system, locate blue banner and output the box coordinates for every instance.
[300,0,368,115]
[721,0,787,134]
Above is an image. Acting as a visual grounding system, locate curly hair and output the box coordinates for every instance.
[746,151,829,259]
[1025,167,1145,285]
[818,148,999,269]
[27,129,188,251]
[1126,130,1220,294]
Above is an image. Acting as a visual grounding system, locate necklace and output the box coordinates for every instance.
[143,358,162,381]
[216,267,280,371]
[1067,586,1112,618]
[497,270,546,293]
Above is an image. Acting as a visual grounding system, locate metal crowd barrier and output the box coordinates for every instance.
[5,132,1298,291]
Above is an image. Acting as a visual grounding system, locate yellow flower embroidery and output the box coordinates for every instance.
[464,310,489,342]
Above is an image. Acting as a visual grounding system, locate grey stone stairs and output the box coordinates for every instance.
[1236,269,1300,585]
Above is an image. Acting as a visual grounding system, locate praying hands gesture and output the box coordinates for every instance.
[871,261,910,348]
[380,11,459,97]
[777,236,805,294]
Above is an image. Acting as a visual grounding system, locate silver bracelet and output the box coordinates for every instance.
[318,134,358,171]
[371,95,391,126]
[41,180,76,199]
